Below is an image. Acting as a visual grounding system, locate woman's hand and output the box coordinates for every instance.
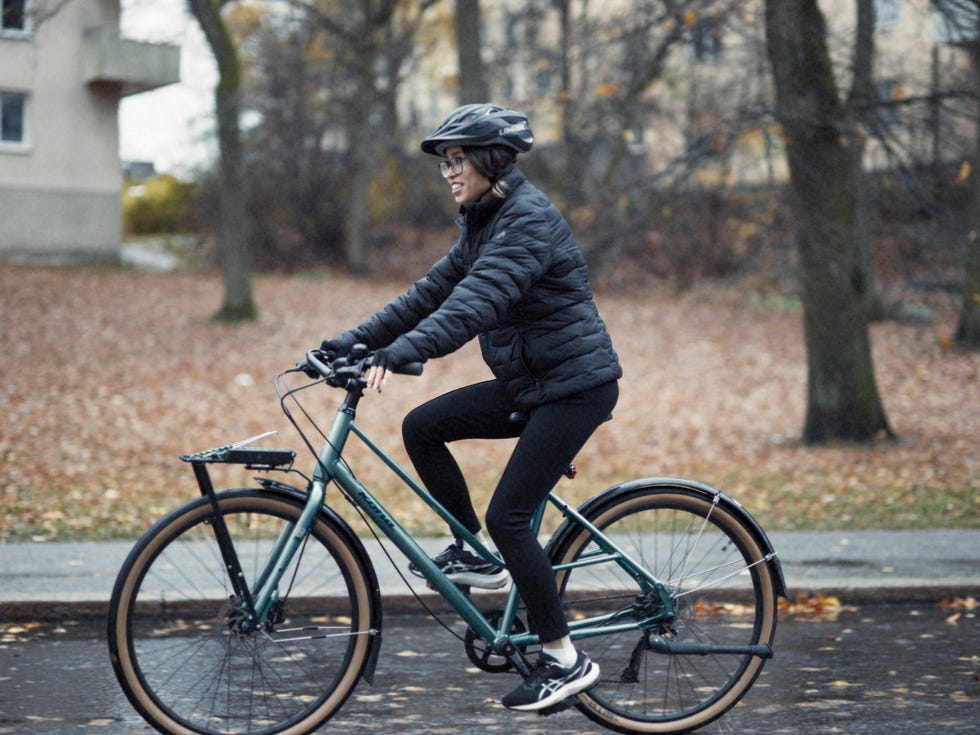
[366,348,394,392]
[365,364,390,392]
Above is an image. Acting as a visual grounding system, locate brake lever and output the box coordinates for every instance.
[304,349,332,377]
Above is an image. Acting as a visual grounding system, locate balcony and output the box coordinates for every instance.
[82,29,180,97]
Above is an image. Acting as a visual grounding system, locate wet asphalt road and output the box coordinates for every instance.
[1,601,977,735]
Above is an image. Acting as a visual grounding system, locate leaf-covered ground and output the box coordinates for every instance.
[1,264,976,542]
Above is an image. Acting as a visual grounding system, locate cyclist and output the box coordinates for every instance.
[317,103,621,712]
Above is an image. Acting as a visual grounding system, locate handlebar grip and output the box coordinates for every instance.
[394,362,424,376]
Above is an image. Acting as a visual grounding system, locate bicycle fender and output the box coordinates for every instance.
[255,478,385,684]
[553,477,788,599]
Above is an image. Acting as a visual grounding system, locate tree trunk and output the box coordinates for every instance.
[345,69,372,275]
[299,0,414,275]
[848,0,885,321]
[765,0,892,443]
[455,0,487,103]
[188,0,256,321]
[956,43,980,349]
[957,231,980,348]
[554,0,585,206]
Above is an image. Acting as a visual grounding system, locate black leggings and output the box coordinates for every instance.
[402,379,619,643]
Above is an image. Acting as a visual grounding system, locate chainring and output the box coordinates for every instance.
[464,610,528,673]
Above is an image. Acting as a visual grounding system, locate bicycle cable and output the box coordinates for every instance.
[275,369,357,486]
[275,368,472,645]
[349,503,472,646]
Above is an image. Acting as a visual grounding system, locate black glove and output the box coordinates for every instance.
[370,347,395,371]
[319,338,349,359]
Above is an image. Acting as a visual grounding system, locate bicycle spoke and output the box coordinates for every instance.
[109,491,376,735]
[551,485,777,734]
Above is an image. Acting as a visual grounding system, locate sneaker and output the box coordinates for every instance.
[408,539,509,589]
[501,650,599,711]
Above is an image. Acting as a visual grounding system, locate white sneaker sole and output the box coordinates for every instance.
[507,661,600,712]
[446,569,510,589]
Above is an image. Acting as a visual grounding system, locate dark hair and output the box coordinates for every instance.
[463,145,517,183]
[462,145,516,184]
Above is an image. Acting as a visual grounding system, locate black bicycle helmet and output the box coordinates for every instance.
[421,103,534,156]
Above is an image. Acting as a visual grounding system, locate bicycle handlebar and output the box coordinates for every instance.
[302,348,336,378]
[300,346,423,386]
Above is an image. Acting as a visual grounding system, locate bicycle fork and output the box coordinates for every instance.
[191,460,326,633]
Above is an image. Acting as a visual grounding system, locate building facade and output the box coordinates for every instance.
[400,0,975,187]
[0,0,179,258]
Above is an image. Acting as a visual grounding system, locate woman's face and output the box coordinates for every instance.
[442,145,491,204]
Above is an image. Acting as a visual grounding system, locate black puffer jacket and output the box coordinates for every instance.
[340,167,622,409]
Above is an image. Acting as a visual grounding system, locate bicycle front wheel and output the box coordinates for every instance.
[108,489,378,735]
[548,481,779,734]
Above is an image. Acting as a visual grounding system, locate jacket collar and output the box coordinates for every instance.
[458,167,526,228]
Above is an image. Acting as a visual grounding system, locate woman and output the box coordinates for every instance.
[318,103,622,712]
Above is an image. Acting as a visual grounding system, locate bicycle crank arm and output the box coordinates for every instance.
[496,638,531,677]
[647,633,774,659]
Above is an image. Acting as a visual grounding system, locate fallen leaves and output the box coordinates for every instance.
[941,597,978,626]
[941,596,978,612]
[694,600,758,617]
[779,593,847,620]
[1,265,977,542]
[0,620,79,642]
[0,622,43,642]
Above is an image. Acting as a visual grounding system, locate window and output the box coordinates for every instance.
[871,80,901,134]
[1,92,27,144]
[533,59,553,97]
[1,0,27,31]
[691,17,723,64]
[874,0,901,31]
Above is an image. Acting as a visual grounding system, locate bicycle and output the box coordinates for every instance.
[107,346,787,735]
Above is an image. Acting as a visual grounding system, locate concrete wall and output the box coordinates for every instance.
[0,0,178,258]
[0,187,122,259]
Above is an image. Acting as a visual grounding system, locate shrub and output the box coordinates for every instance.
[123,174,195,236]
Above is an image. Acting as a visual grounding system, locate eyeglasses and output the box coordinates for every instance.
[439,156,466,178]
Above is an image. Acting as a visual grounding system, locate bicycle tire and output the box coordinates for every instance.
[548,481,778,734]
[107,489,377,735]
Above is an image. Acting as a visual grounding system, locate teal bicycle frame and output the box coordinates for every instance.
[235,368,676,668]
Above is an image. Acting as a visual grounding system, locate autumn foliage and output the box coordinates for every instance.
[0,265,976,542]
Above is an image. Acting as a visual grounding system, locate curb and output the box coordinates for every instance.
[3,529,978,622]
[3,584,978,624]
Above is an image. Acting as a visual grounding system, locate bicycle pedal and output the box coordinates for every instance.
[536,696,579,717]
[535,678,598,717]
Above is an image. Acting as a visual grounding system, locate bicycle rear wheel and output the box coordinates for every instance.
[548,481,778,734]
[108,489,377,735]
